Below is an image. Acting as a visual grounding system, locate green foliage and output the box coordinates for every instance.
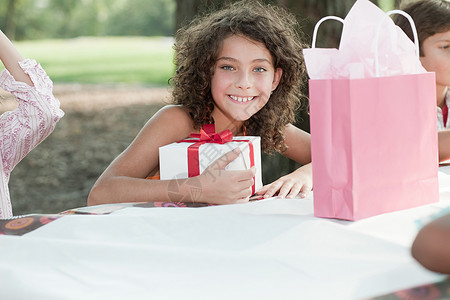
[378,0,395,11]
[13,36,175,85]
[105,0,175,36]
[0,0,175,40]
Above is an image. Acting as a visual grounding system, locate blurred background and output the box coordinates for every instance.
[0,0,399,215]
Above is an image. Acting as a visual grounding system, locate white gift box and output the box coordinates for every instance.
[159,136,262,193]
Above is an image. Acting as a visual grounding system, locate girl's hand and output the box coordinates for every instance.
[257,163,312,199]
[197,148,256,205]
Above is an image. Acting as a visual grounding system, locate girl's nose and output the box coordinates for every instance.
[235,71,252,89]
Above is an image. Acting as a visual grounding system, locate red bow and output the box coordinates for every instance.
[177,124,234,178]
[189,124,233,144]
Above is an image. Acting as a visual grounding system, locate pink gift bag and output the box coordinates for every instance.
[305,2,439,220]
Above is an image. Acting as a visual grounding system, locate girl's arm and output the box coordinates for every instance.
[88,105,256,206]
[0,30,33,86]
[438,130,450,162]
[411,213,450,274]
[257,124,312,199]
[280,124,311,165]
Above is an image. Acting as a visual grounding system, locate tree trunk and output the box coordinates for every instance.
[5,0,17,40]
[276,0,381,48]
[175,0,234,29]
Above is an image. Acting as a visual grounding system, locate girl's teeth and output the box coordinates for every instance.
[230,96,254,102]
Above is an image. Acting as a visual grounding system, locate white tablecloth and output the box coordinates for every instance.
[2,170,450,299]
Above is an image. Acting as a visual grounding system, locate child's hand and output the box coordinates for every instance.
[257,163,312,199]
[197,148,256,205]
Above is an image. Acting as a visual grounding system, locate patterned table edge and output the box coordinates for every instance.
[0,201,212,236]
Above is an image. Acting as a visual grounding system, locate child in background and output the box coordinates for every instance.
[88,0,312,206]
[394,0,450,130]
[0,30,64,218]
[394,0,450,161]
[394,0,450,271]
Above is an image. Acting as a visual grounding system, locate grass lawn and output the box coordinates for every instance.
[10,36,175,86]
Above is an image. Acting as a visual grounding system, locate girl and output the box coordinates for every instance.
[88,0,312,206]
[0,30,64,218]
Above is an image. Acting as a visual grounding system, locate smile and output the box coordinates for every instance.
[229,95,256,103]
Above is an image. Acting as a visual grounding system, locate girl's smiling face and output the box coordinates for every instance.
[210,34,282,129]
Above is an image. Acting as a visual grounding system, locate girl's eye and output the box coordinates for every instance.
[438,42,450,50]
[220,65,234,71]
[254,67,267,73]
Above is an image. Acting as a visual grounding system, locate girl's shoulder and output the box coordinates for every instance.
[154,105,193,126]
[144,105,196,140]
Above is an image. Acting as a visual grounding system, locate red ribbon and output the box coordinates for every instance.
[189,123,233,144]
[177,124,256,194]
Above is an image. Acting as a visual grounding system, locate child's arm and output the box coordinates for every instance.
[0,30,63,175]
[88,105,256,206]
[0,30,33,86]
[411,213,450,274]
[438,130,450,162]
[257,124,312,199]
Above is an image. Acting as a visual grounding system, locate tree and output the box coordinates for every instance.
[175,0,230,29]
[5,0,17,39]
[105,0,175,36]
[0,0,176,40]
[175,0,380,46]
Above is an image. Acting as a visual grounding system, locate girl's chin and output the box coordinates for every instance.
[233,112,256,122]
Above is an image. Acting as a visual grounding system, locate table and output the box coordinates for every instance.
[2,171,450,300]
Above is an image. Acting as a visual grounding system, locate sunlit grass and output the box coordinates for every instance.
[10,36,175,86]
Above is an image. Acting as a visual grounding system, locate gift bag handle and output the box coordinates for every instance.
[312,11,420,77]
[374,10,420,76]
[311,16,344,49]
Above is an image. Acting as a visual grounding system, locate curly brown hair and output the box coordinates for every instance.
[170,0,307,155]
